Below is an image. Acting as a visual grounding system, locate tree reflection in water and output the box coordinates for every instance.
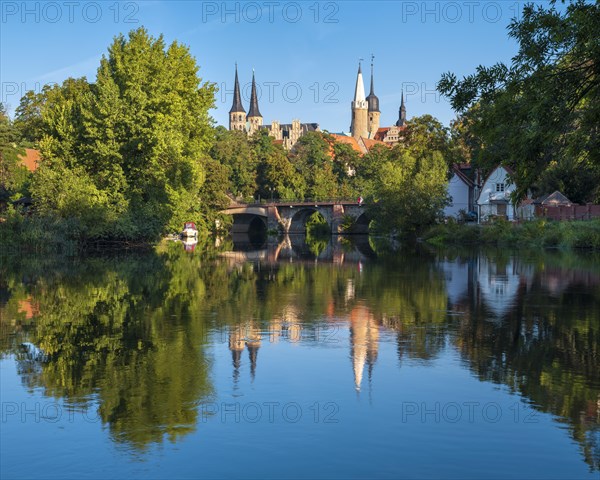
[0,241,598,469]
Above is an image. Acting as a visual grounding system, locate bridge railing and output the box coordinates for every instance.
[232,197,365,206]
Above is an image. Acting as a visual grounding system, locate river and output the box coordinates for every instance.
[1,236,598,479]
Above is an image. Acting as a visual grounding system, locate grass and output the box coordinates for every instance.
[423,218,600,250]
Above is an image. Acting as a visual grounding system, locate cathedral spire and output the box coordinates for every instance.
[396,90,407,127]
[247,69,262,118]
[230,63,245,114]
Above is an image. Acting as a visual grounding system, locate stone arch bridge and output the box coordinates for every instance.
[221,201,371,234]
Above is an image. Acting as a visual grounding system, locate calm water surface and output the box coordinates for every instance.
[1,236,599,479]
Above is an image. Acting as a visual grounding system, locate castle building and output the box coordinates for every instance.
[228,65,319,150]
[264,120,320,150]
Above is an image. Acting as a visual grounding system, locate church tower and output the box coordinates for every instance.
[229,64,246,131]
[366,56,380,138]
[396,90,407,127]
[350,62,369,140]
[247,70,263,135]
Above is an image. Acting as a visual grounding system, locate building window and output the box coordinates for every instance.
[496,183,505,192]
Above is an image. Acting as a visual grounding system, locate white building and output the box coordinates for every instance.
[444,165,475,218]
[477,166,517,222]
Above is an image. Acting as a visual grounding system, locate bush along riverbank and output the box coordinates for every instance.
[423,218,600,250]
[0,207,163,255]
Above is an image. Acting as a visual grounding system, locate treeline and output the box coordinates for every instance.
[0,28,454,247]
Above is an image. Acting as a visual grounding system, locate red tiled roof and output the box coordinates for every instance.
[360,137,389,153]
[330,134,363,154]
[18,149,41,172]
[373,127,390,141]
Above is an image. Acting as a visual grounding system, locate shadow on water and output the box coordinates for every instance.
[0,240,598,470]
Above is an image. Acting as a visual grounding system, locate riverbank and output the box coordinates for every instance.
[0,212,159,254]
[423,218,600,250]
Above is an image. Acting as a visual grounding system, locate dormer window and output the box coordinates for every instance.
[496,183,505,192]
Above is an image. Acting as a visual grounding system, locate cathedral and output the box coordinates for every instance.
[227,60,408,149]
[349,58,407,144]
[228,65,320,150]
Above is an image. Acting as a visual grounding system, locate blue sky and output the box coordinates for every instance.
[2,1,535,131]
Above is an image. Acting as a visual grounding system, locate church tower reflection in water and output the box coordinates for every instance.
[228,322,262,387]
[349,305,380,392]
[227,306,381,392]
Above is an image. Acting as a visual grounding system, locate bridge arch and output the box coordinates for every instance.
[289,208,320,234]
[351,212,371,234]
[231,213,267,235]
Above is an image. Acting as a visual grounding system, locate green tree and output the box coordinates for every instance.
[13,90,44,146]
[29,28,216,239]
[371,146,449,236]
[210,126,257,199]
[199,155,232,229]
[402,114,451,164]
[0,103,27,203]
[438,0,600,201]
[447,114,480,167]
[290,132,338,199]
[353,144,390,198]
[253,130,304,200]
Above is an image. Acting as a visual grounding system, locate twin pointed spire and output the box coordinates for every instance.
[230,63,245,114]
[229,64,262,118]
[247,69,262,118]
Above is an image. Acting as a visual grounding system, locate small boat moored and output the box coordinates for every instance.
[181,222,198,239]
